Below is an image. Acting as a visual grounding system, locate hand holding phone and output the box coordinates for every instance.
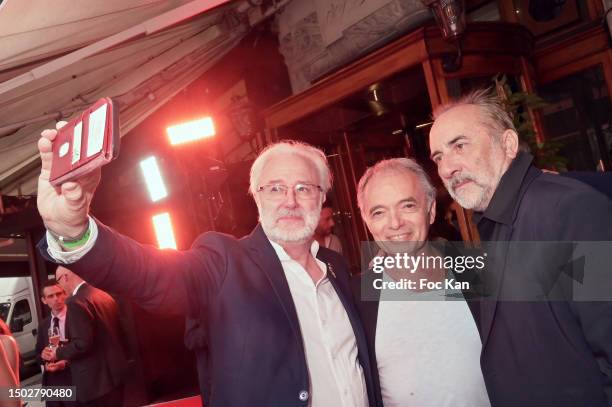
[49,97,120,186]
[37,98,119,239]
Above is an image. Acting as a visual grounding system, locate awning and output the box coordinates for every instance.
[0,0,264,195]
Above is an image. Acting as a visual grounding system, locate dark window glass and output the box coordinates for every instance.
[11,299,31,325]
[0,303,9,322]
[538,65,612,171]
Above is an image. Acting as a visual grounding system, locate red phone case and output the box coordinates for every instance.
[49,98,120,186]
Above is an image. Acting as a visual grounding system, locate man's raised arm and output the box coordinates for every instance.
[37,124,226,316]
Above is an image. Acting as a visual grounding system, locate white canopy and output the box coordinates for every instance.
[0,0,263,195]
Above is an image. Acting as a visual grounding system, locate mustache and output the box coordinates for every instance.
[448,174,478,189]
[274,208,305,220]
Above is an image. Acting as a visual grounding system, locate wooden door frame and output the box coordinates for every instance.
[262,22,535,243]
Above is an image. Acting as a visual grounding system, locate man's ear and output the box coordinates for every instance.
[502,129,519,160]
[429,199,437,225]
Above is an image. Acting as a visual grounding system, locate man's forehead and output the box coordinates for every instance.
[431,105,484,142]
[365,170,424,205]
[44,286,64,296]
[261,154,317,181]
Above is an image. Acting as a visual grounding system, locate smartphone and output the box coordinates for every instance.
[49,97,120,186]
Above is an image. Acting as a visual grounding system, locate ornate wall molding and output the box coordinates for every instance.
[277,0,430,93]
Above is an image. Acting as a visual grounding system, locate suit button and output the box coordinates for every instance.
[298,390,309,401]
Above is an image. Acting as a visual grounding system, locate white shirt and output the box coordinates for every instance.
[269,240,367,407]
[376,273,490,407]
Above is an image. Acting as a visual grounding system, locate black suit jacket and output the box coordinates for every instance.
[473,153,612,407]
[41,223,378,406]
[55,284,127,402]
[35,315,72,387]
[351,275,383,407]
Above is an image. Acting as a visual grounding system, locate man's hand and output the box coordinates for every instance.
[41,347,57,362]
[45,360,68,372]
[37,121,101,238]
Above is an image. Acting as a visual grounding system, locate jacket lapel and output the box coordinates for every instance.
[478,163,541,347]
[478,231,512,348]
[243,225,305,353]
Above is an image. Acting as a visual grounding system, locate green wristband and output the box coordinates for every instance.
[60,227,91,249]
[49,226,91,249]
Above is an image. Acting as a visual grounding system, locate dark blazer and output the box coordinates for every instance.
[473,153,612,407]
[41,223,378,407]
[55,284,127,403]
[35,315,72,387]
[351,275,383,407]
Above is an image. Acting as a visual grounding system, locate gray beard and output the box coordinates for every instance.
[260,208,319,244]
[445,176,491,211]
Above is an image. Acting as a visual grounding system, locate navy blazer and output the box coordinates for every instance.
[41,223,377,406]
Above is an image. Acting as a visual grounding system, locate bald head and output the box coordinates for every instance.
[55,266,84,295]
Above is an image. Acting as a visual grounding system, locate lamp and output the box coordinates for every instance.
[421,0,466,72]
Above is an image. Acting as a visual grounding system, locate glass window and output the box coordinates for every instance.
[0,303,9,322]
[11,299,31,325]
[538,65,612,171]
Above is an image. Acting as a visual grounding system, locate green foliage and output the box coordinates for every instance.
[493,74,568,171]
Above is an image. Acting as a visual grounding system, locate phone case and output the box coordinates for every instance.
[49,97,120,186]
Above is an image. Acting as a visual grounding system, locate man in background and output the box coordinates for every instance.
[314,204,343,254]
[35,279,73,406]
[42,266,127,406]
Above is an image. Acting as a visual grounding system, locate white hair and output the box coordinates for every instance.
[249,141,332,195]
[357,157,436,215]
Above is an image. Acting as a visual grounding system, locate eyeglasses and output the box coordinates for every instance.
[257,183,322,200]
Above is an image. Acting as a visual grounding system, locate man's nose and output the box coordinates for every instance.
[437,155,461,180]
[282,189,299,207]
[389,210,405,230]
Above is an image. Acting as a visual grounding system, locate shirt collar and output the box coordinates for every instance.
[475,152,534,226]
[268,238,320,262]
[51,306,67,319]
[72,281,86,296]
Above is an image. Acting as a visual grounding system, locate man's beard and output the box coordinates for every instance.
[260,207,320,244]
[444,172,493,212]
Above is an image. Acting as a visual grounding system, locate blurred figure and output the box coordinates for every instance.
[42,267,127,407]
[35,279,73,406]
[0,318,20,407]
[314,204,343,254]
